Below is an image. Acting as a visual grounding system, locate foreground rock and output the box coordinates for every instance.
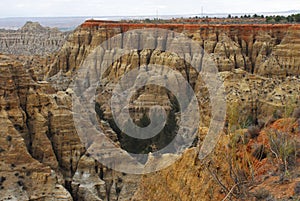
[0,55,140,200]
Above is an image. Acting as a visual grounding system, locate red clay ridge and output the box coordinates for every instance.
[81,20,300,32]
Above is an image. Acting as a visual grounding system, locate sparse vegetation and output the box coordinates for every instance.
[0,176,6,190]
[247,126,260,139]
[17,180,24,187]
[266,14,300,23]
[253,188,271,200]
[267,129,297,181]
[252,144,267,161]
[120,13,300,25]
[284,96,298,118]
[209,97,300,200]
[227,101,256,132]
[294,182,300,196]
[0,176,6,183]
[293,107,300,119]
[6,135,12,142]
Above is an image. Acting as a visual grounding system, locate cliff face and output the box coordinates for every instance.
[0,20,299,201]
[48,20,300,132]
[47,21,300,201]
[49,21,300,78]
[0,21,68,55]
[0,58,73,200]
[0,53,141,200]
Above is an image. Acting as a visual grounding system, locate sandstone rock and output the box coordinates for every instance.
[50,21,300,79]
[0,21,68,55]
[0,108,72,201]
[0,56,143,201]
[1,20,300,201]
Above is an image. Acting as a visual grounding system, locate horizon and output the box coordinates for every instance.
[0,0,300,18]
[0,9,299,19]
[0,8,299,31]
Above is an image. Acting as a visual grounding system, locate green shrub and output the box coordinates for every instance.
[267,130,297,180]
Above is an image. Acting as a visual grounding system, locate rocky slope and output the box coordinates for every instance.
[0,57,73,200]
[0,20,299,201]
[48,21,300,78]
[133,118,300,201]
[48,20,300,127]
[0,21,68,55]
[0,54,140,201]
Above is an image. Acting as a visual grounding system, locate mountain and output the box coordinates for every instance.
[0,21,68,55]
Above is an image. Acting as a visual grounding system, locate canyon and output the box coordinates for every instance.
[0,20,299,201]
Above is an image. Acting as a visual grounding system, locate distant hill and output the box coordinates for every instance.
[0,10,299,31]
[0,21,68,55]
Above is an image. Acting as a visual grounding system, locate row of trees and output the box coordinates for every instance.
[228,14,265,19]
[226,13,300,23]
[266,14,300,23]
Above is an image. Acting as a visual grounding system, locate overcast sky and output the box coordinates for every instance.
[1,0,300,17]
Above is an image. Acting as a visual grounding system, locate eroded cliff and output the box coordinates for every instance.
[0,21,68,55]
[49,21,300,78]
[0,20,299,201]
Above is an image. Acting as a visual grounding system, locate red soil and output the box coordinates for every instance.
[81,20,300,43]
[81,20,300,31]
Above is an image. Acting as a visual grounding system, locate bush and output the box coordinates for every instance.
[275,16,283,22]
[253,188,270,200]
[17,180,24,187]
[247,126,260,139]
[273,109,283,119]
[266,16,274,23]
[287,16,294,22]
[252,145,267,161]
[294,182,300,195]
[6,135,12,142]
[0,176,6,183]
[295,14,300,22]
[292,107,300,119]
[267,130,297,180]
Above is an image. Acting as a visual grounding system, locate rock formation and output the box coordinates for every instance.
[0,20,299,200]
[133,119,300,201]
[0,21,68,55]
[49,21,300,79]
[0,49,143,199]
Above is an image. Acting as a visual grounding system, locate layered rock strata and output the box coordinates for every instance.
[0,20,299,200]
[0,21,68,55]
